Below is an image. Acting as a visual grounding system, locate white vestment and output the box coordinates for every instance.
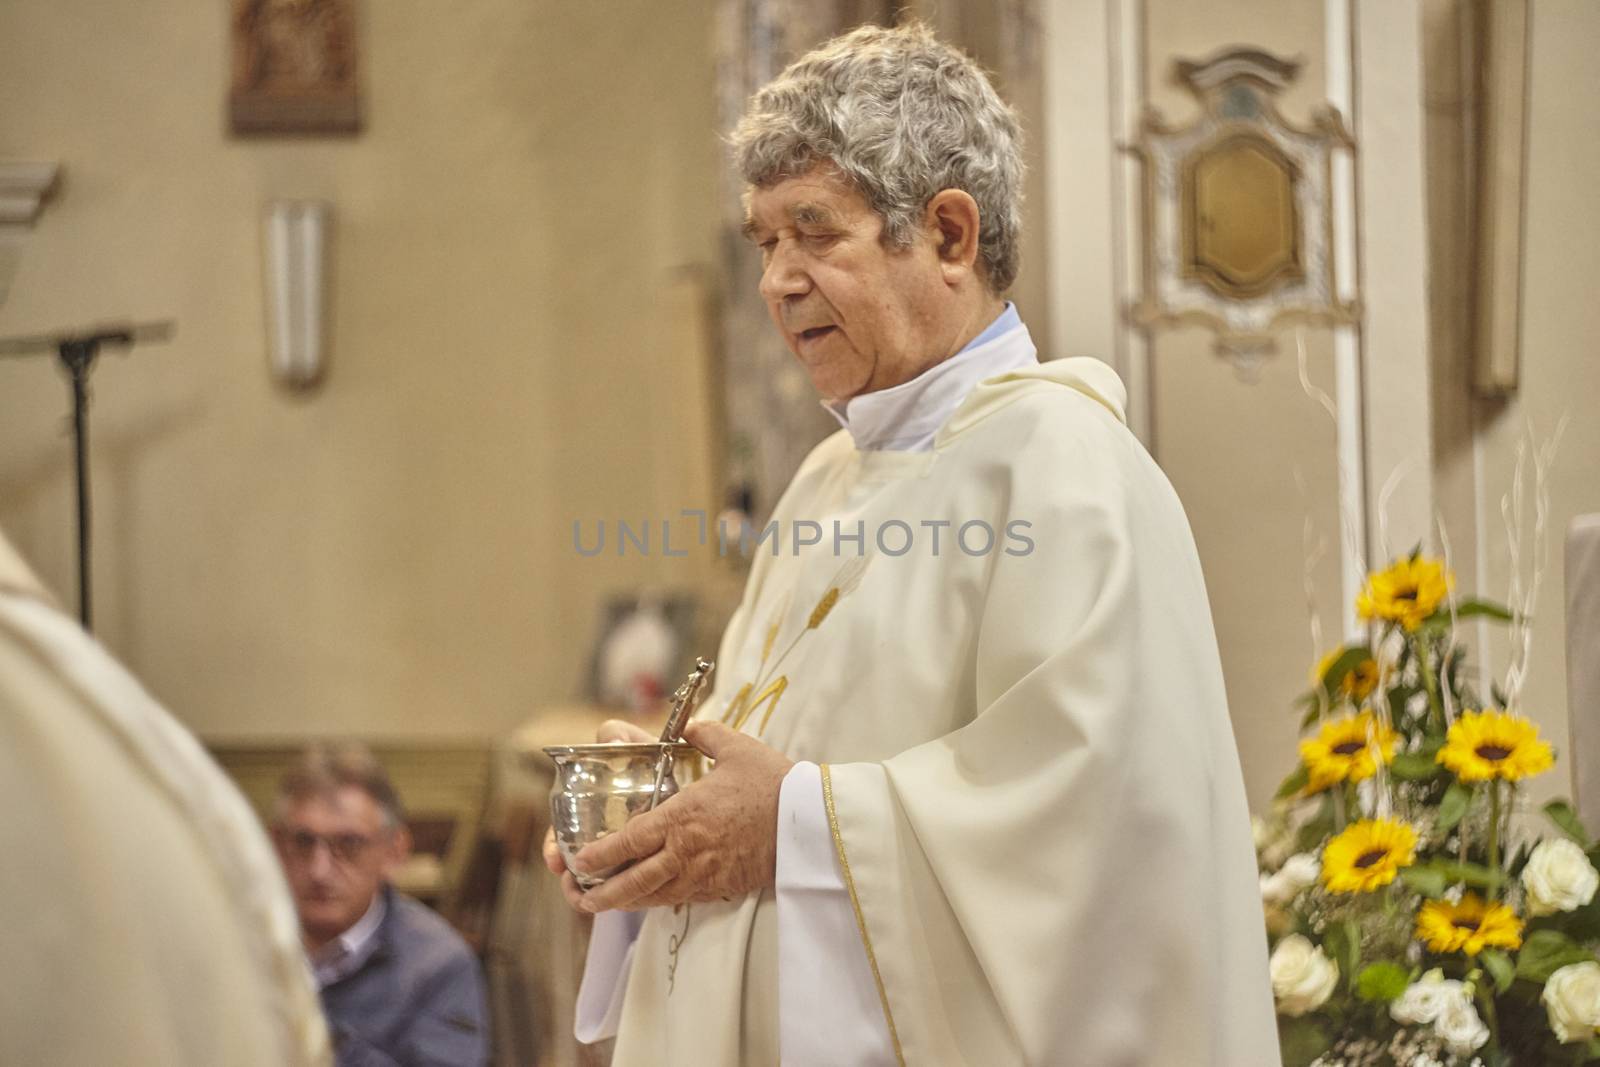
[581,323,1279,1066]
[0,533,331,1067]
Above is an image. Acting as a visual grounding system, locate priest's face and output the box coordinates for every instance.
[274,785,409,950]
[746,164,951,402]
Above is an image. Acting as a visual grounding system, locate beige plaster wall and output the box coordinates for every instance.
[1142,0,1348,812]
[0,1,725,739]
[1471,0,1600,807]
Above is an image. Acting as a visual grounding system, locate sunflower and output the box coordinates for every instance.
[1357,556,1454,631]
[1321,818,1418,894]
[1314,648,1380,703]
[1415,893,1524,956]
[1437,709,1554,783]
[1300,712,1399,792]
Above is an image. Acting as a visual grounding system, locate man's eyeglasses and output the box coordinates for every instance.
[279,828,377,864]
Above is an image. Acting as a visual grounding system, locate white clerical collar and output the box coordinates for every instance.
[822,304,1037,452]
[311,889,387,989]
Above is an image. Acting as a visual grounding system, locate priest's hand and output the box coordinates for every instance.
[542,718,655,885]
[564,720,795,913]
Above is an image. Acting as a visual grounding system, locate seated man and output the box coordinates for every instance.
[274,744,489,1067]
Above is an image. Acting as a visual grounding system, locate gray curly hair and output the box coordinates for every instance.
[730,22,1025,293]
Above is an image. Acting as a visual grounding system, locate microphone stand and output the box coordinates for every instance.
[0,321,175,629]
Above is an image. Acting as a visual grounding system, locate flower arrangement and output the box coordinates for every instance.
[1258,551,1600,1066]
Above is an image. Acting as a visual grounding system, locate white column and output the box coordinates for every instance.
[1325,0,1368,637]
[1352,0,1436,563]
[1040,0,1152,444]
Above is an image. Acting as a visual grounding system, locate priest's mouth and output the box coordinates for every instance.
[797,325,837,343]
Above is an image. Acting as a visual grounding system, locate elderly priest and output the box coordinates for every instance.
[545,22,1278,1066]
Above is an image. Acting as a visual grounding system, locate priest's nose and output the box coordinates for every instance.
[759,243,812,303]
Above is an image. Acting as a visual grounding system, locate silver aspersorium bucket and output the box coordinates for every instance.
[543,741,697,889]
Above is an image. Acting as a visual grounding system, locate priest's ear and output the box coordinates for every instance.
[925,189,983,286]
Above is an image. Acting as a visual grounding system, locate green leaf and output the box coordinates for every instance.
[1481,948,1515,993]
[1455,598,1518,623]
[1299,700,1326,730]
[1277,1016,1331,1067]
[1427,858,1505,891]
[1507,839,1532,878]
[1416,612,1453,636]
[1293,796,1336,854]
[1388,684,1421,726]
[1437,781,1473,833]
[1515,928,1598,983]
[1391,751,1444,782]
[1321,919,1361,991]
[1276,764,1311,799]
[1399,865,1449,898]
[1492,682,1510,708]
[1356,961,1412,1002]
[1476,1047,1514,1067]
[1546,800,1591,848]
[1556,894,1600,943]
[1318,645,1374,700]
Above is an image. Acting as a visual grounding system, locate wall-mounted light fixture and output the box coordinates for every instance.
[263,199,331,390]
[0,162,61,309]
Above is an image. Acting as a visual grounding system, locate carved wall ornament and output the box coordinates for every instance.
[1127,47,1357,375]
[229,0,361,134]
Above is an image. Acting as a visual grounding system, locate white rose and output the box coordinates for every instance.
[1269,934,1339,1016]
[1522,838,1600,916]
[1260,853,1321,904]
[1434,990,1490,1055]
[1390,969,1464,1025]
[1255,815,1295,870]
[1543,961,1600,1043]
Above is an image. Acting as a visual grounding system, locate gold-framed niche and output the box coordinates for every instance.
[1127,48,1357,374]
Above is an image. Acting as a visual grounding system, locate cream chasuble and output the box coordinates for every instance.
[0,532,331,1067]
[600,331,1278,1065]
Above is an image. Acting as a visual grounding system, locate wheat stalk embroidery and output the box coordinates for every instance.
[721,553,871,736]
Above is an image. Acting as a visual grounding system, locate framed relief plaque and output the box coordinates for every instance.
[229,0,361,134]
[1127,48,1356,370]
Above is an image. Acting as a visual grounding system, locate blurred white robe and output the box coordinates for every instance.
[587,325,1279,1065]
[0,533,330,1067]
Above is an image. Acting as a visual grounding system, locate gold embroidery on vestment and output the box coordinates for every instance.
[720,556,872,738]
[820,764,906,1066]
[722,677,789,735]
[665,903,691,996]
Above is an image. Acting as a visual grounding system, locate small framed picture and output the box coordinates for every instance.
[585,594,701,714]
[229,0,361,135]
